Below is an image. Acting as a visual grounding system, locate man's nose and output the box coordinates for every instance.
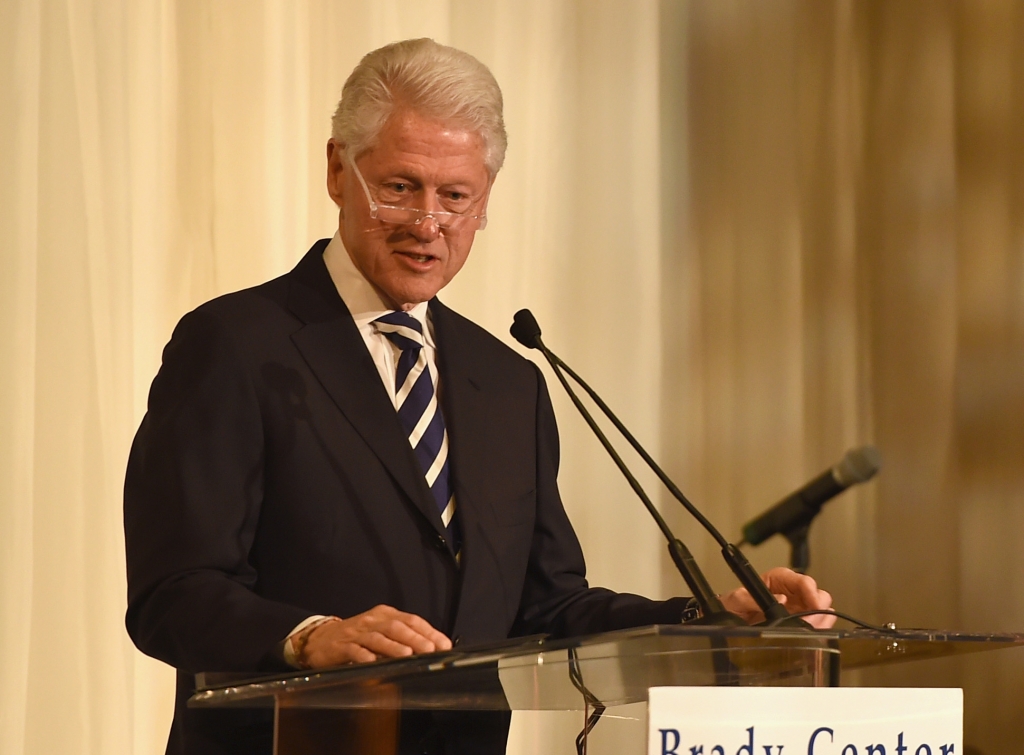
[408,213,442,242]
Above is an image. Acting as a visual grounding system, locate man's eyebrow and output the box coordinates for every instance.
[378,170,421,182]
[379,172,479,190]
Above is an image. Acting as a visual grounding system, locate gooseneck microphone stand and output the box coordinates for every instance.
[510,309,809,629]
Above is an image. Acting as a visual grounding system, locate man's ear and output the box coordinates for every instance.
[326,139,346,208]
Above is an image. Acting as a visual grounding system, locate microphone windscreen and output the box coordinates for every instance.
[510,309,542,349]
[834,445,882,486]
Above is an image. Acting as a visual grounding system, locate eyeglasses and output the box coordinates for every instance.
[349,158,488,232]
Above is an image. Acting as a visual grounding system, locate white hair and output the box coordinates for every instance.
[332,38,507,174]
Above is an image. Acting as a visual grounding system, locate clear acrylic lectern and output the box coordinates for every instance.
[189,624,1024,754]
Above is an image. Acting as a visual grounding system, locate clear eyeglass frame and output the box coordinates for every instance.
[349,157,488,232]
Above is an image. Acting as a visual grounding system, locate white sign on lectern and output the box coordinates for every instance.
[648,687,962,755]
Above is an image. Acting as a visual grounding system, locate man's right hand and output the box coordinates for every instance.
[296,605,452,668]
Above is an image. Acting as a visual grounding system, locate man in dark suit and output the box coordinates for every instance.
[124,38,833,755]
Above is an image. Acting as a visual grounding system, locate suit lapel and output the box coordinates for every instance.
[430,300,489,554]
[285,244,448,541]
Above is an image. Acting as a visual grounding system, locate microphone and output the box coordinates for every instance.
[739,446,882,547]
[510,309,791,627]
[510,309,543,349]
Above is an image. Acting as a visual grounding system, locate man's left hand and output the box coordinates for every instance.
[720,567,836,629]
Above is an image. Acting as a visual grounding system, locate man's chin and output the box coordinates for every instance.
[381,283,443,311]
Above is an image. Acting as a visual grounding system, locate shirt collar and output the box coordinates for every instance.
[322,232,432,342]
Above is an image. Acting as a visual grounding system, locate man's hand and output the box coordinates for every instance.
[720,567,836,629]
[296,605,452,668]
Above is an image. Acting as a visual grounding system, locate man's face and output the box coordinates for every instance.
[326,108,493,311]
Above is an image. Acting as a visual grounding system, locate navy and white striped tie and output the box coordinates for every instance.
[374,312,459,549]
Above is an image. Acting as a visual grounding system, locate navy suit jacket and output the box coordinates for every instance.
[124,240,687,753]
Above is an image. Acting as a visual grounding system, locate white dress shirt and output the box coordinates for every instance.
[322,232,441,408]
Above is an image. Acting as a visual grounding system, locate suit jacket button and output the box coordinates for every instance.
[434,534,447,550]
[453,635,462,647]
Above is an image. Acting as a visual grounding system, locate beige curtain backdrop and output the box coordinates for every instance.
[662,2,1024,753]
[1,1,1022,754]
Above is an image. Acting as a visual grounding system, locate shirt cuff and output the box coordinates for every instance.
[282,615,329,668]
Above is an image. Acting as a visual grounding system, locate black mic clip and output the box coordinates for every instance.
[783,526,811,574]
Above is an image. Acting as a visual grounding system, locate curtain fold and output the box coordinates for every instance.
[0,2,40,751]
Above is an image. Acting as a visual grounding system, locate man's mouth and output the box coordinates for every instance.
[396,250,437,265]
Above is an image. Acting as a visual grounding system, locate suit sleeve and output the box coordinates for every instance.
[510,364,689,639]
[124,308,310,672]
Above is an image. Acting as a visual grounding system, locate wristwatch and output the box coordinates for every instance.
[681,597,703,623]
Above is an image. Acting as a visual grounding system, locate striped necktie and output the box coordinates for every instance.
[373,312,459,549]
